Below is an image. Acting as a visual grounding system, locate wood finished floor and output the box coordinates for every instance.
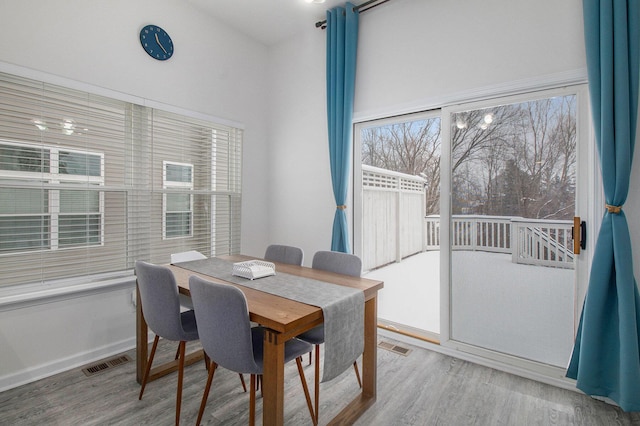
[1,335,639,426]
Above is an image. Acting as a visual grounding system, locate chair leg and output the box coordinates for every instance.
[239,373,247,392]
[254,375,262,394]
[296,357,317,425]
[308,351,312,365]
[138,335,160,400]
[196,361,217,426]
[249,374,256,426]
[353,360,362,388]
[175,341,186,426]
[313,344,320,425]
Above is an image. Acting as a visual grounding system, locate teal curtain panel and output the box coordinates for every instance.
[326,2,359,253]
[566,0,640,412]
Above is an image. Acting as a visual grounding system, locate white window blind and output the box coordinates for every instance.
[0,72,242,287]
[0,141,105,252]
[163,161,194,239]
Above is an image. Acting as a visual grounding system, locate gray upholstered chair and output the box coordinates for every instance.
[263,244,304,266]
[310,250,362,277]
[189,275,316,426]
[170,250,207,310]
[297,250,363,425]
[134,260,201,426]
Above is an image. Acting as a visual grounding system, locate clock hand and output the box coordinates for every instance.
[155,33,168,54]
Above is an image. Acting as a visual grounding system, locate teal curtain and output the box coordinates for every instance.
[326,2,358,253]
[566,0,640,412]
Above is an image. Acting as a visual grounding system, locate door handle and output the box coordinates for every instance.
[572,216,587,254]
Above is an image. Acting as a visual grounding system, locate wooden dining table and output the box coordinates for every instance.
[135,254,384,425]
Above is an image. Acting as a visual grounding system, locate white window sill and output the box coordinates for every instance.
[0,270,136,311]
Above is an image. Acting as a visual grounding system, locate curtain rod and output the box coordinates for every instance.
[315,0,391,29]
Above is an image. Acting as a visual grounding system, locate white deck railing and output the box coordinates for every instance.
[363,165,575,271]
[426,215,515,252]
[511,218,574,268]
[425,215,574,269]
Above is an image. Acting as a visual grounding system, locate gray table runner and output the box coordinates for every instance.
[175,257,364,382]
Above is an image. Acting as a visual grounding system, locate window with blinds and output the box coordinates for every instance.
[163,161,194,239]
[0,72,242,287]
[0,141,104,252]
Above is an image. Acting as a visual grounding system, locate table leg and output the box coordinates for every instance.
[136,283,148,384]
[262,328,286,426]
[362,295,377,397]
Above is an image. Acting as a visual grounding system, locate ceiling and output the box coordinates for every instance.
[187,0,351,46]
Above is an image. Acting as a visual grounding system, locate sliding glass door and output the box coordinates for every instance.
[441,86,593,368]
[354,84,593,373]
[354,111,441,339]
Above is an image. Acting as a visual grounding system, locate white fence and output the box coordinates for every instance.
[362,166,575,271]
[361,165,425,271]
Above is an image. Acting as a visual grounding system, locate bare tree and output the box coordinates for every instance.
[361,94,577,221]
[480,139,508,215]
[451,106,523,215]
[451,95,576,219]
[361,118,441,214]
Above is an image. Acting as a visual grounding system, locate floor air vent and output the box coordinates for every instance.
[82,355,131,377]
[378,341,411,356]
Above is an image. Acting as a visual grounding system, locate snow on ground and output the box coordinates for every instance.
[364,251,440,333]
[364,250,575,367]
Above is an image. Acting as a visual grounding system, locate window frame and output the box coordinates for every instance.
[0,139,105,254]
[0,69,243,288]
[162,160,194,240]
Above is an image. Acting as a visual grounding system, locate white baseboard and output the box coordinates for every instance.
[0,337,136,393]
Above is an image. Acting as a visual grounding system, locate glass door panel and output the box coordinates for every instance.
[355,112,441,337]
[448,92,580,367]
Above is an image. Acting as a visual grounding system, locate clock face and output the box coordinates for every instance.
[139,25,174,61]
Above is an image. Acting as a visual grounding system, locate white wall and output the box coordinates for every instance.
[0,281,136,390]
[0,0,269,390]
[267,28,333,259]
[354,0,586,116]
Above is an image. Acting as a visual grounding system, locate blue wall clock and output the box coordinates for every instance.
[139,24,174,61]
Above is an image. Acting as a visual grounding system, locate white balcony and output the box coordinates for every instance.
[362,164,575,273]
[361,165,575,368]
